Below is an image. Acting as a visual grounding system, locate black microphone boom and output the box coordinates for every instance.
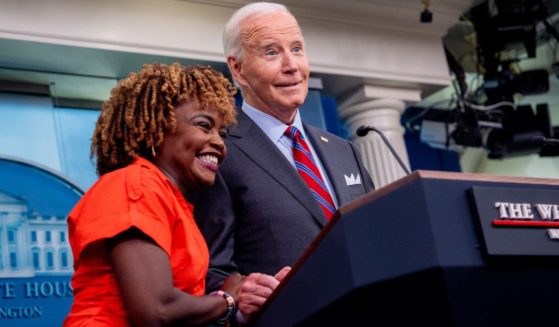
[356,125,411,175]
[532,136,559,146]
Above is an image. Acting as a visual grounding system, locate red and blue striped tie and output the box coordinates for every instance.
[285,126,336,219]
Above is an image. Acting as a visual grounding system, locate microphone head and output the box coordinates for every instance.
[532,136,545,145]
[356,126,370,137]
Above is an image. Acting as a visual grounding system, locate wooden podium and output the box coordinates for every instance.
[253,171,559,326]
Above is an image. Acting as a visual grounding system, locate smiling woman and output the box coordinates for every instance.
[63,63,244,327]
[153,98,229,197]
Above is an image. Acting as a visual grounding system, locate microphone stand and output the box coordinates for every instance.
[356,125,411,175]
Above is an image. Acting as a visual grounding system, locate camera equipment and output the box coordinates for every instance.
[408,0,559,158]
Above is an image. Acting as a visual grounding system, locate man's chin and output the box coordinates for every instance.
[278,95,306,108]
[289,100,306,110]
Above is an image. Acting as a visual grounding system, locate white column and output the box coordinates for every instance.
[339,85,420,188]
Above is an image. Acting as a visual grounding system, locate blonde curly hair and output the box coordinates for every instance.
[91,63,237,176]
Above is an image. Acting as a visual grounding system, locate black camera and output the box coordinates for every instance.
[420,9,433,23]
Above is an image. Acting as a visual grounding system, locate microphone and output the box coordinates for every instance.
[356,125,411,175]
[532,136,559,146]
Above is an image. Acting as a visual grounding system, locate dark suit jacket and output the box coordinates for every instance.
[194,110,374,291]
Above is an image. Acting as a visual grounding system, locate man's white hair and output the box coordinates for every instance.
[223,2,291,60]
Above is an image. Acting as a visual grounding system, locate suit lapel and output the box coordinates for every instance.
[304,124,351,206]
[228,111,328,227]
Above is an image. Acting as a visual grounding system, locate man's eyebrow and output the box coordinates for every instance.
[258,41,278,49]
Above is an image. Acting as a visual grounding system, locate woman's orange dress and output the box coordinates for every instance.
[64,158,209,326]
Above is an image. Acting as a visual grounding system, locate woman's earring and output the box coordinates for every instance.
[151,145,157,158]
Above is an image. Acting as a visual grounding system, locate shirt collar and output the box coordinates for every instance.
[241,102,305,142]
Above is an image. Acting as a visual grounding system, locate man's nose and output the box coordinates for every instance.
[282,52,298,72]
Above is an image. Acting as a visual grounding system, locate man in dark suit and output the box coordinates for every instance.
[194,1,374,321]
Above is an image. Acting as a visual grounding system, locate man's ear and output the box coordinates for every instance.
[227,56,245,86]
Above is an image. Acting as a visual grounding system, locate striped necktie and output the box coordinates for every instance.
[284,126,336,219]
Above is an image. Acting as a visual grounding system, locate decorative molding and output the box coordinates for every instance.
[177,0,473,36]
[340,85,422,110]
[308,62,452,89]
[0,30,226,63]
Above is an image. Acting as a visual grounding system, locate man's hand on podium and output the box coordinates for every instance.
[236,266,291,324]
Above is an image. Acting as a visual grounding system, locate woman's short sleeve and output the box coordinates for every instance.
[67,162,177,258]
